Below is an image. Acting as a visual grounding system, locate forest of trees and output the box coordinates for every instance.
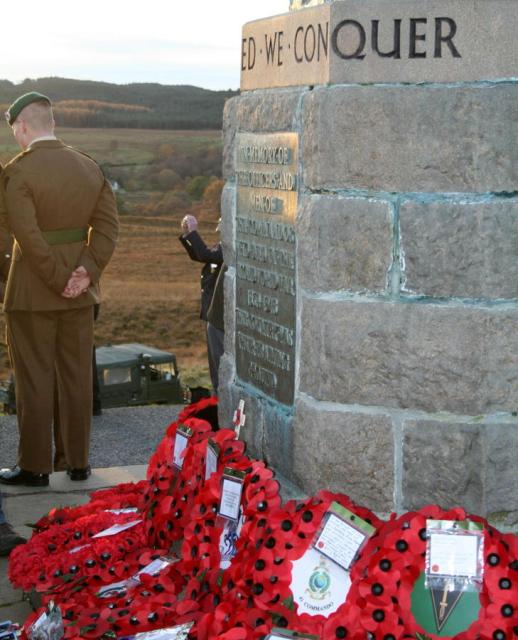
[111,140,225,217]
[0,77,238,129]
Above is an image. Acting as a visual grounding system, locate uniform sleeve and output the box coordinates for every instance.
[4,166,71,293]
[0,169,13,281]
[179,232,199,261]
[180,230,223,264]
[78,178,119,283]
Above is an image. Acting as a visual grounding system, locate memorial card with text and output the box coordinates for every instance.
[235,132,298,405]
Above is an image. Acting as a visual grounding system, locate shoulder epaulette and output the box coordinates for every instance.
[65,145,105,176]
[65,145,96,163]
[4,148,34,171]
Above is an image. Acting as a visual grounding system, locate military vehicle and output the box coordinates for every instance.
[0,343,184,414]
[96,343,184,408]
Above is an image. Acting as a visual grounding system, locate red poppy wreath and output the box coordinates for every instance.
[21,556,200,640]
[32,481,147,533]
[141,416,214,548]
[200,490,385,640]
[179,457,281,618]
[354,504,517,640]
[9,510,147,594]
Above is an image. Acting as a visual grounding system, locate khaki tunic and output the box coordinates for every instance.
[0,139,119,473]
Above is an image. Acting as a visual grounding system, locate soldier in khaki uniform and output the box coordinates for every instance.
[0,92,119,486]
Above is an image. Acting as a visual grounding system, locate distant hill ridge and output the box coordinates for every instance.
[0,77,238,129]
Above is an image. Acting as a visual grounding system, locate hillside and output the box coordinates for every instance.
[0,77,238,129]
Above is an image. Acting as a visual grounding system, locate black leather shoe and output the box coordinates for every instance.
[0,522,26,556]
[0,466,49,487]
[67,466,91,481]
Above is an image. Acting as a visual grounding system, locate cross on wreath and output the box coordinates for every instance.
[232,400,246,439]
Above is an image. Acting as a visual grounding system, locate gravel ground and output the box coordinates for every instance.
[0,404,184,470]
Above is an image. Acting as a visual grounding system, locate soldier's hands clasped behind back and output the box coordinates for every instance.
[61,265,91,299]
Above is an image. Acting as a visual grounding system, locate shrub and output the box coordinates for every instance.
[186,175,211,200]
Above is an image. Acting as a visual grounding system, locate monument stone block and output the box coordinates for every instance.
[300,299,518,414]
[234,389,265,460]
[293,397,394,511]
[303,85,518,193]
[241,0,518,89]
[400,200,518,300]
[214,376,266,460]
[402,419,484,514]
[241,5,330,89]
[297,194,393,292]
[263,405,295,478]
[220,183,236,267]
[217,354,237,425]
[223,269,236,358]
[485,422,518,521]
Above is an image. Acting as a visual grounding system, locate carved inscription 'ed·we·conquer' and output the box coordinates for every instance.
[241,0,517,89]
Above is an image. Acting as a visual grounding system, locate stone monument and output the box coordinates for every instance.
[218,0,518,527]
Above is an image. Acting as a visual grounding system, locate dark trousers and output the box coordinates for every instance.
[54,304,100,471]
[53,339,100,470]
[207,322,224,394]
[6,307,94,474]
[0,495,6,524]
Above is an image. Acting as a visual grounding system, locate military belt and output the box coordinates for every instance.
[42,228,88,245]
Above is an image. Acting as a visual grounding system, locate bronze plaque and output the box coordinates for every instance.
[235,132,298,406]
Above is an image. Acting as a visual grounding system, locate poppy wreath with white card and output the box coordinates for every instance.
[201,491,384,640]
[145,397,219,478]
[156,428,247,549]
[141,416,213,548]
[353,504,517,640]
[180,458,281,618]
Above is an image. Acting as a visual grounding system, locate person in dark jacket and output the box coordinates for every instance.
[206,263,227,392]
[179,214,223,392]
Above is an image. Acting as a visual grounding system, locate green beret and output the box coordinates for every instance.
[5,92,51,126]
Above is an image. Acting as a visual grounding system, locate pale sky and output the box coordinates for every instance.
[0,1,289,90]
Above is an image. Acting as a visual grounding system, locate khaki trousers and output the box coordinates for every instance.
[6,308,94,474]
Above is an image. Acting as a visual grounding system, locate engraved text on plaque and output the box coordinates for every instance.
[235,132,298,405]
